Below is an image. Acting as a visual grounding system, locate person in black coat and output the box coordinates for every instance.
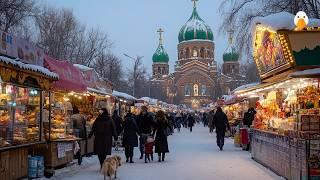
[243,107,256,127]
[136,106,154,159]
[213,107,230,151]
[187,114,195,132]
[88,108,117,168]
[153,110,170,162]
[122,111,140,163]
[112,110,123,135]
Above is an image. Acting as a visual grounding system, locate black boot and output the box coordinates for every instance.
[162,153,165,162]
[126,158,129,163]
[139,153,143,159]
[130,156,134,163]
[158,155,161,162]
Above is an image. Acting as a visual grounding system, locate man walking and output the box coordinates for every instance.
[213,107,230,151]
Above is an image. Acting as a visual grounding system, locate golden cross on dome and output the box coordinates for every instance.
[192,0,199,8]
[157,28,164,45]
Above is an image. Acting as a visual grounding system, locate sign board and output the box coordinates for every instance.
[287,31,320,67]
[0,30,44,66]
[253,25,289,78]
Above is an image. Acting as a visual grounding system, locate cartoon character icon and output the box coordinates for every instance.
[294,11,309,31]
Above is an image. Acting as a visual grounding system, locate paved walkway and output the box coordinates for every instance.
[50,125,282,180]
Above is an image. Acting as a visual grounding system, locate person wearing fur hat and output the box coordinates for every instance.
[153,110,170,162]
[122,111,140,163]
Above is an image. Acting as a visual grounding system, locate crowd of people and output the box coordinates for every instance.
[85,105,243,169]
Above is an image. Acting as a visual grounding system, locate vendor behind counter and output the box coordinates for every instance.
[71,106,87,139]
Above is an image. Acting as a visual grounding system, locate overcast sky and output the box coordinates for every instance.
[43,0,229,73]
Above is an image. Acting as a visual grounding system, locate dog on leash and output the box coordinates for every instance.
[101,155,122,180]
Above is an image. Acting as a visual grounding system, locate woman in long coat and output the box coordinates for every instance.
[122,112,140,163]
[213,107,230,151]
[153,110,170,162]
[89,108,117,168]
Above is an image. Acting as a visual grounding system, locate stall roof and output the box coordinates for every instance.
[0,55,58,79]
[290,68,320,78]
[251,12,320,32]
[140,97,158,105]
[112,90,136,100]
[232,82,261,94]
[73,64,112,94]
[44,56,87,92]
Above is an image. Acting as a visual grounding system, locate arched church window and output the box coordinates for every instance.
[158,67,161,74]
[193,48,198,57]
[201,85,207,96]
[185,85,191,96]
[200,48,205,58]
[180,51,184,59]
[186,48,190,58]
[194,84,199,96]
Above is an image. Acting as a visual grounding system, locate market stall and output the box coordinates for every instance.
[74,64,114,155]
[238,12,320,179]
[0,30,58,179]
[112,90,136,118]
[33,56,88,173]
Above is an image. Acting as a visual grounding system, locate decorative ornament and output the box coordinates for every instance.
[294,11,309,31]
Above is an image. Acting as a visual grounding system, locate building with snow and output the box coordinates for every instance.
[150,1,246,108]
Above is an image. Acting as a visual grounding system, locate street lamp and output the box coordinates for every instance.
[123,53,144,97]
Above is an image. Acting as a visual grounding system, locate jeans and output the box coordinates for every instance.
[216,131,225,148]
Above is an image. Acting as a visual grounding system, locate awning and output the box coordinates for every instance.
[290,68,320,78]
[44,56,86,92]
[112,90,136,101]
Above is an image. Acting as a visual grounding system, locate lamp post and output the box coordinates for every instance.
[123,53,144,97]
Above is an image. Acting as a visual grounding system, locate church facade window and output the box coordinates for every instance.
[185,85,191,96]
[194,84,199,96]
[193,48,198,57]
[201,85,207,96]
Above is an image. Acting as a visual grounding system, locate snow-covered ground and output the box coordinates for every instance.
[44,125,282,180]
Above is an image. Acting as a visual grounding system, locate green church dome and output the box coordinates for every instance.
[223,47,239,62]
[152,44,169,63]
[178,6,214,43]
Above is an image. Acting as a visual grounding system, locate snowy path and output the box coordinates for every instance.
[50,126,282,180]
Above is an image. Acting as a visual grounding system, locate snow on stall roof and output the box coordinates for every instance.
[112,90,136,100]
[87,87,111,95]
[73,64,93,71]
[232,82,260,93]
[290,68,320,77]
[140,97,158,105]
[251,12,320,32]
[0,55,58,79]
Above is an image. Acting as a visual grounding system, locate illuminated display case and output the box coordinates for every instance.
[0,83,42,147]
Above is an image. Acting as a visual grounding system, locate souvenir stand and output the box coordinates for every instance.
[73,64,114,156]
[0,30,58,179]
[237,12,320,179]
[112,91,136,118]
[34,56,87,174]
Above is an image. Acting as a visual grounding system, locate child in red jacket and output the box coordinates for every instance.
[144,136,154,163]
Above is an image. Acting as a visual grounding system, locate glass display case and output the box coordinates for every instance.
[0,83,42,148]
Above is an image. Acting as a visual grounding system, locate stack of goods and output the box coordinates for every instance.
[49,114,66,140]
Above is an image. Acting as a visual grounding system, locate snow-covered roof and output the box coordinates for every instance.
[87,87,112,95]
[290,68,320,78]
[251,12,320,32]
[0,55,58,79]
[73,64,93,71]
[112,90,136,100]
[139,97,158,105]
[232,82,260,93]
